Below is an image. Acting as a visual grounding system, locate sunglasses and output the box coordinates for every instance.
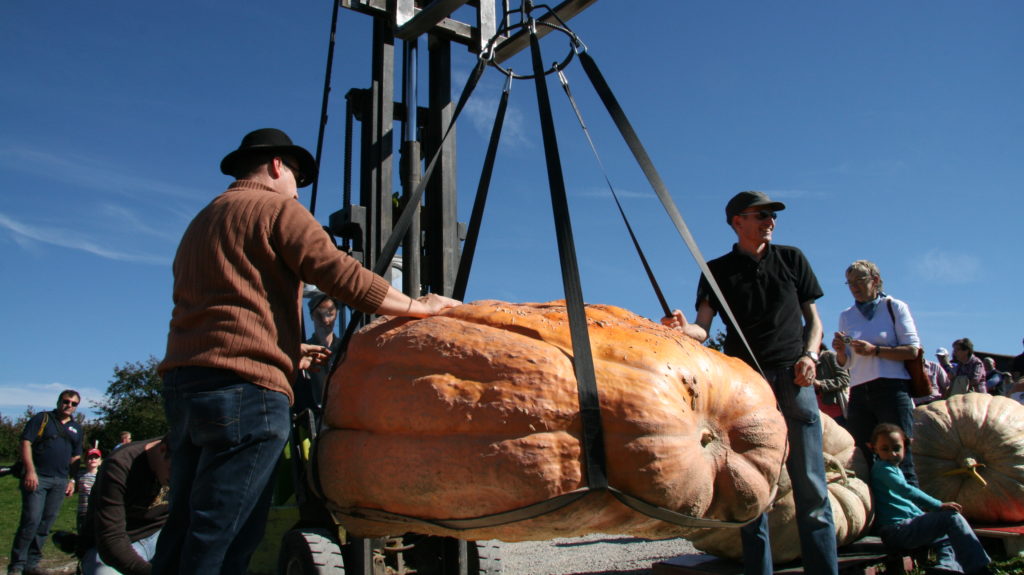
[739,210,777,221]
[61,399,79,407]
[87,454,101,459]
[281,158,304,183]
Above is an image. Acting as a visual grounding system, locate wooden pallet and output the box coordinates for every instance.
[652,537,914,575]
[974,524,1024,556]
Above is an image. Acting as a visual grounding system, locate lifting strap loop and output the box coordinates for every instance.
[529,24,608,491]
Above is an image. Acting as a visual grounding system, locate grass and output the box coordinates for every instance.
[0,477,80,573]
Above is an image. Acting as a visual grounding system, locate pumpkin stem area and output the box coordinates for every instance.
[700,428,716,447]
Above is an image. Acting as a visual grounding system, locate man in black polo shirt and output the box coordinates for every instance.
[663,191,837,575]
[8,390,84,575]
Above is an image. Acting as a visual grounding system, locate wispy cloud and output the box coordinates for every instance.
[453,66,531,149]
[98,203,181,242]
[0,211,170,265]
[0,143,203,202]
[912,249,980,284]
[0,382,106,421]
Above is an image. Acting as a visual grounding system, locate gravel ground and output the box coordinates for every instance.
[498,534,699,575]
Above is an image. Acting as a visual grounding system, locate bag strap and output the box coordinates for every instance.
[884,298,902,346]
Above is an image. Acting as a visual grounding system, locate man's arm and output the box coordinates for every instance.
[662,300,715,343]
[19,439,38,492]
[794,301,823,387]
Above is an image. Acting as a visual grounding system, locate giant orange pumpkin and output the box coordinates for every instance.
[317,300,788,541]
[685,413,874,563]
[913,393,1024,523]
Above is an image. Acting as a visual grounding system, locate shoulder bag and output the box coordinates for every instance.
[885,298,931,398]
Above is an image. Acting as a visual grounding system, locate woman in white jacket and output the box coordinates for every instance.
[832,260,921,486]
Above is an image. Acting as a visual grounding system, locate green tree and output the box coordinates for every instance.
[704,329,727,352]
[92,356,167,451]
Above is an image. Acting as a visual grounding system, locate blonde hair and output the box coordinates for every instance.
[846,260,883,291]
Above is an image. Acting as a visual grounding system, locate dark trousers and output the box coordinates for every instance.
[740,366,839,575]
[9,474,67,571]
[152,367,290,575]
[847,377,918,486]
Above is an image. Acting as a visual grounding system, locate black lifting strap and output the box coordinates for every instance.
[556,67,671,318]
[335,57,489,354]
[529,25,608,491]
[452,73,512,302]
[576,50,765,378]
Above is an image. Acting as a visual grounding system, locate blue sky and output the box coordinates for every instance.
[2,1,1021,421]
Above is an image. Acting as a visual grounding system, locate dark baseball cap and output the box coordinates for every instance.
[307,292,332,315]
[725,190,786,224]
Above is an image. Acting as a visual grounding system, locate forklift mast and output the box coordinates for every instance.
[329,0,597,308]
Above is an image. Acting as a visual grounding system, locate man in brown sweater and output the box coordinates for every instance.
[152,128,459,575]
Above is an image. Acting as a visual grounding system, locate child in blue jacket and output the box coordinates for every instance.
[869,423,992,575]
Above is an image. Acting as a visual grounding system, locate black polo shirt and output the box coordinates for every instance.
[21,410,83,478]
[696,243,823,370]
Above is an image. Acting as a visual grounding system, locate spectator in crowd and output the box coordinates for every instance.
[294,292,342,414]
[982,357,1009,396]
[153,128,460,575]
[941,338,985,395]
[1009,339,1024,403]
[833,260,921,486]
[77,448,103,533]
[815,344,850,428]
[78,438,171,575]
[8,390,84,575]
[917,357,947,406]
[113,432,132,452]
[663,190,837,575]
[868,423,993,575]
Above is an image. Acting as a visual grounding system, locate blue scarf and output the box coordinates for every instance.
[855,292,887,320]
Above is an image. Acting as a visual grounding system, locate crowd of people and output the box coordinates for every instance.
[9,130,1020,575]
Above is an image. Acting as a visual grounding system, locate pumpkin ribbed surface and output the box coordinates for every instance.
[912,393,1024,523]
[686,413,873,563]
[317,300,787,541]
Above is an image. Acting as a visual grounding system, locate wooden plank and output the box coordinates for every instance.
[652,537,909,575]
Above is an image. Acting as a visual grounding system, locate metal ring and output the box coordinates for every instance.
[484,19,579,80]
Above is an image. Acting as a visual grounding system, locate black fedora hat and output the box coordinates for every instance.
[220,128,317,188]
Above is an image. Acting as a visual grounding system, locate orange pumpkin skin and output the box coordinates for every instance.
[913,394,1024,523]
[686,413,873,563]
[317,300,787,541]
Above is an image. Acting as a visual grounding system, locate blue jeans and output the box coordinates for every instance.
[847,378,918,486]
[82,529,161,575]
[9,474,68,571]
[878,510,990,573]
[151,367,290,575]
[741,366,838,575]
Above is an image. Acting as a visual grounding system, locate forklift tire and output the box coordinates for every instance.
[278,528,345,574]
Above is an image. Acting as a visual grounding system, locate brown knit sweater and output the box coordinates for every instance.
[159,180,389,403]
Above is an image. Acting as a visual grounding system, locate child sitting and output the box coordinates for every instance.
[77,447,103,533]
[869,423,992,575]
